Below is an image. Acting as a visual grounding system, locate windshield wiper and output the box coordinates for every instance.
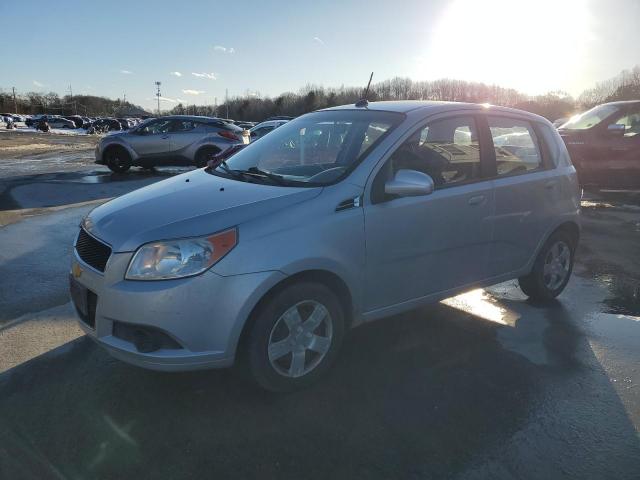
[216,160,247,180]
[215,162,287,185]
[245,167,287,185]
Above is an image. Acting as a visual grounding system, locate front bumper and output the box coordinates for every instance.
[94,143,104,164]
[70,249,286,371]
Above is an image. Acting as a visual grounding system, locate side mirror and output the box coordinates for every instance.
[607,123,625,136]
[385,169,435,197]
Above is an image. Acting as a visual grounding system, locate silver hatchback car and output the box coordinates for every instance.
[70,101,580,391]
[95,115,249,172]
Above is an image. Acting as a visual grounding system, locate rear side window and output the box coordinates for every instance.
[488,116,542,176]
[389,116,481,188]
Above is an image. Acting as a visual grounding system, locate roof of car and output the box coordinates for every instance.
[162,115,230,123]
[321,101,552,124]
[600,100,640,107]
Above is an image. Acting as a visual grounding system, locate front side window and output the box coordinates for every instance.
[217,110,403,185]
[488,116,542,176]
[169,120,195,132]
[389,116,481,188]
[560,104,619,130]
[611,109,640,137]
[140,119,172,135]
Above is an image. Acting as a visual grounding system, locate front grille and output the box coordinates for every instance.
[75,228,111,272]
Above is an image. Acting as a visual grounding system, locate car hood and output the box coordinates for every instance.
[83,169,322,252]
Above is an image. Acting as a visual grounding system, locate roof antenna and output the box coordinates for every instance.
[355,72,374,108]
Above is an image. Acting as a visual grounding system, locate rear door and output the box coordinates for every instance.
[486,115,560,276]
[168,120,202,156]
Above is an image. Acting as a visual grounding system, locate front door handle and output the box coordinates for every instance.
[468,195,486,205]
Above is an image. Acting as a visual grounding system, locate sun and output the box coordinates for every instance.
[412,0,592,95]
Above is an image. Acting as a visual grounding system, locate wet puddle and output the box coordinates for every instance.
[596,273,640,317]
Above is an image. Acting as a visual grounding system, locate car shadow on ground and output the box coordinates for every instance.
[1,291,639,480]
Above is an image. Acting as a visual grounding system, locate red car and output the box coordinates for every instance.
[558,100,640,187]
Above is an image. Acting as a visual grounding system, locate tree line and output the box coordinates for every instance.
[170,65,640,122]
[0,91,147,117]
[2,65,638,121]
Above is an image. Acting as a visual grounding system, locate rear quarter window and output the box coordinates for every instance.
[536,123,570,167]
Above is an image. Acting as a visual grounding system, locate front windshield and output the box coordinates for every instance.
[560,104,619,130]
[214,110,403,185]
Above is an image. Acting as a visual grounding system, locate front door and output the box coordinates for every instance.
[127,119,173,157]
[363,114,495,312]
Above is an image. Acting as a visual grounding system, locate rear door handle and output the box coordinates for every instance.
[544,180,557,189]
[468,195,485,205]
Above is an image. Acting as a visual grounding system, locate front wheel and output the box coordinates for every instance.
[519,231,576,301]
[105,147,131,173]
[245,282,345,392]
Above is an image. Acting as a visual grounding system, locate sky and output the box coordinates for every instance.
[1,0,639,111]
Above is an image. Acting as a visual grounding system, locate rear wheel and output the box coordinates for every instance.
[519,231,576,301]
[105,147,131,173]
[195,147,220,167]
[245,282,345,392]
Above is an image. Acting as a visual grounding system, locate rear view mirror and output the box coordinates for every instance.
[607,123,625,135]
[385,169,435,197]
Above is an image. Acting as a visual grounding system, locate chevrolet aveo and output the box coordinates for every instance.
[70,101,580,391]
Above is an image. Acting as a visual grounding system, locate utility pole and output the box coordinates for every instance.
[155,81,162,116]
[68,84,76,115]
[225,88,229,118]
[214,96,217,117]
[12,87,17,113]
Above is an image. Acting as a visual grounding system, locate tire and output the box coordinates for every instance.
[195,147,220,167]
[245,282,345,392]
[105,147,131,173]
[519,230,576,301]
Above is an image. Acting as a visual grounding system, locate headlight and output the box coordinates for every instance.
[125,228,237,280]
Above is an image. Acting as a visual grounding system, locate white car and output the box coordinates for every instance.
[250,119,290,140]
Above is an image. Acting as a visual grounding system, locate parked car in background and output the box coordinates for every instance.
[95,115,249,172]
[116,118,134,130]
[47,117,76,129]
[558,100,640,187]
[552,117,570,128]
[64,115,88,128]
[26,114,47,127]
[250,119,290,140]
[89,118,123,133]
[72,101,580,391]
[235,121,256,129]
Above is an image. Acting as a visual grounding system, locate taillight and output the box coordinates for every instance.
[218,130,240,141]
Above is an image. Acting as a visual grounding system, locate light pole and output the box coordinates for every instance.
[155,81,162,116]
